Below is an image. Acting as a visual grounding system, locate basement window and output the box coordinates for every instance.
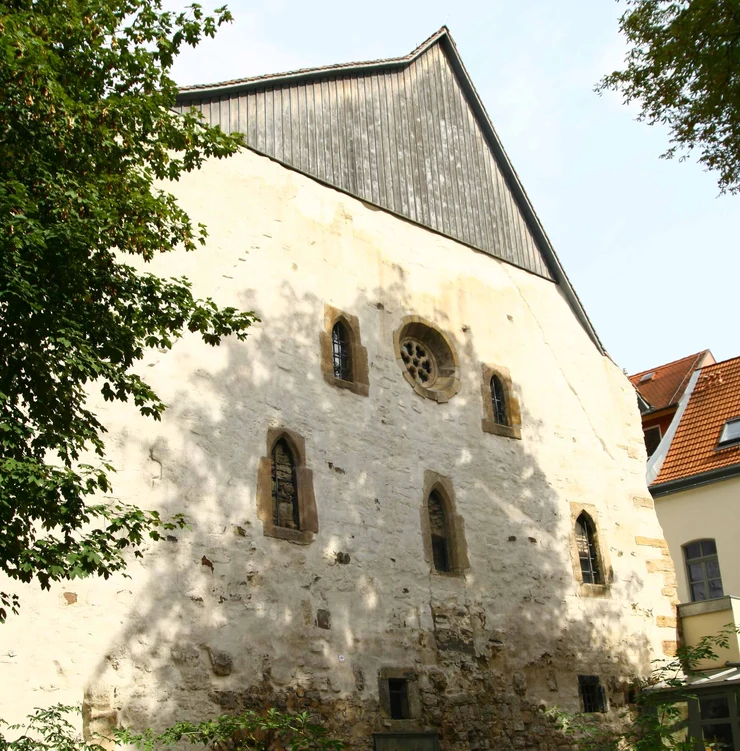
[718,417,740,448]
[578,675,607,713]
[388,678,410,719]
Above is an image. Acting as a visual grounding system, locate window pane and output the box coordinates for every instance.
[709,579,724,599]
[691,582,707,601]
[685,542,702,560]
[719,418,740,444]
[702,723,734,749]
[706,560,722,579]
[701,539,717,555]
[688,563,704,582]
[700,697,730,720]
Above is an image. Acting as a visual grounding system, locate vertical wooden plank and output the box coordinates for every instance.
[238,93,247,136]
[389,69,410,218]
[378,72,393,208]
[458,90,486,250]
[379,72,400,214]
[419,49,445,234]
[356,75,370,201]
[428,46,452,236]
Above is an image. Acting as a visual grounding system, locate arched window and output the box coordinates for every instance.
[490,375,508,426]
[575,513,601,585]
[427,490,450,573]
[683,539,723,602]
[332,321,352,381]
[271,439,299,529]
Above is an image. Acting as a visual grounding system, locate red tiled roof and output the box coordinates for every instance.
[654,356,740,485]
[629,351,711,411]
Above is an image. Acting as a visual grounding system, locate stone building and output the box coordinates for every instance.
[1,28,677,751]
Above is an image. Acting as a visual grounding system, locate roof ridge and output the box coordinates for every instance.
[178,26,450,93]
[629,350,707,380]
[699,354,740,371]
[667,351,707,406]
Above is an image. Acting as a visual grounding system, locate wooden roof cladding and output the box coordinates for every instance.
[175,27,603,353]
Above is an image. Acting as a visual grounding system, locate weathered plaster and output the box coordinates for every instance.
[0,148,676,750]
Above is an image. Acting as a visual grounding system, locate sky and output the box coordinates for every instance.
[167,0,739,375]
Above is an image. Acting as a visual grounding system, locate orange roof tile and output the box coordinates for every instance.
[629,351,711,411]
[654,356,740,485]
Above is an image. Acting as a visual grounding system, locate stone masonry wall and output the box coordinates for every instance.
[0,148,677,750]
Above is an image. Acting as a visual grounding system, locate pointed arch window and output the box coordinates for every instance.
[332,321,352,382]
[575,513,602,585]
[491,375,508,426]
[427,490,450,573]
[271,438,299,529]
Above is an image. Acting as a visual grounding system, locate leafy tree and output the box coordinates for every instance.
[599,0,740,194]
[0,705,343,751]
[0,0,257,621]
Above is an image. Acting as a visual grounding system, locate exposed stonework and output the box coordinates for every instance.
[0,147,677,749]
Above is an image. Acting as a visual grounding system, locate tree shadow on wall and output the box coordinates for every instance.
[85,272,661,751]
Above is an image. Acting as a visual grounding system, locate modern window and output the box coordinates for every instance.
[332,321,351,381]
[427,490,450,573]
[490,375,508,426]
[578,675,607,713]
[575,513,602,585]
[688,693,740,750]
[271,439,299,529]
[718,417,740,448]
[643,425,662,458]
[684,539,724,602]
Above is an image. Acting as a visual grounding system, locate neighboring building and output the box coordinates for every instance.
[631,355,740,749]
[630,350,715,459]
[2,28,677,751]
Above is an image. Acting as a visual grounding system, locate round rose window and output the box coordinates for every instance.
[394,318,460,402]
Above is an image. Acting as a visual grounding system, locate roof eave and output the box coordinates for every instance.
[651,462,740,498]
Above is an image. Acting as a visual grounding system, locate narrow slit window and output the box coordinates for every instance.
[332,321,351,381]
[575,513,602,585]
[388,678,410,719]
[271,439,299,530]
[684,539,724,602]
[578,675,607,713]
[427,491,450,573]
[491,375,508,426]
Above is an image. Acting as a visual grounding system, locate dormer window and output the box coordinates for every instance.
[718,417,740,448]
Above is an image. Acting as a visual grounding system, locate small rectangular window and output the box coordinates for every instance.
[578,675,607,713]
[643,425,662,458]
[718,417,740,447]
[388,678,410,719]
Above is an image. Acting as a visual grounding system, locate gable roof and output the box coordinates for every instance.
[175,27,604,354]
[629,350,712,412]
[652,356,740,490]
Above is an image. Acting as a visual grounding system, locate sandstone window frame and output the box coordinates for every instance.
[394,316,461,403]
[568,503,611,596]
[257,427,318,544]
[319,304,369,397]
[480,364,521,439]
[378,668,422,722]
[420,471,470,577]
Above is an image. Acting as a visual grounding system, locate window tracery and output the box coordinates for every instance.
[332,321,352,381]
[575,512,602,585]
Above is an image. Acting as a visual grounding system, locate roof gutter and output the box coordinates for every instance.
[651,462,740,498]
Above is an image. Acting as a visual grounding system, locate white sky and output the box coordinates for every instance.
[168,0,739,375]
